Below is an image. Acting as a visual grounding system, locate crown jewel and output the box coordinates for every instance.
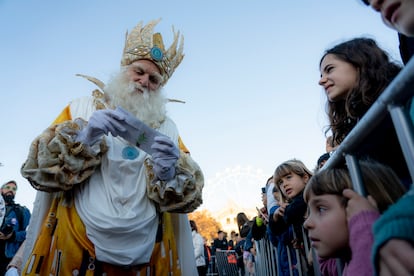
[121,19,184,86]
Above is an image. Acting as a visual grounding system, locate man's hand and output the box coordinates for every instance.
[151,135,179,181]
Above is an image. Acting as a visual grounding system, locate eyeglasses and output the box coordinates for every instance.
[2,185,17,192]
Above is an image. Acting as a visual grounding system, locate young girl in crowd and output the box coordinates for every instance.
[268,159,313,275]
[303,159,406,275]
[270,187,300,276]
[319,38,411,187]
[358,1,414,275]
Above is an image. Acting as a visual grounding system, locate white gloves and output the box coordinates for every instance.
[111,107,159,154]
[76,107,180,181]
[111,107,180,180]
[151,135,180,181]
[76,109,126,146]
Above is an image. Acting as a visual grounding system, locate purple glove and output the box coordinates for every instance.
[76,109,127,146]
[90,107,179,180]
[109,107,165,155]
[151,135,180,181]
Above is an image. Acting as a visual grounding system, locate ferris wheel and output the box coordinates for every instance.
[200,165,269,213]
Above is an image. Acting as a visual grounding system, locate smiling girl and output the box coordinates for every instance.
[319,37,401,147]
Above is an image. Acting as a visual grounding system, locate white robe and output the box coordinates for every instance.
[23,96,197,274]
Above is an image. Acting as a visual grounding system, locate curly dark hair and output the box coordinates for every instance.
[320,38,402,146]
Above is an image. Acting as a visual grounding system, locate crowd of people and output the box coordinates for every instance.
[220,156,409,275]
[1,0,414,275]
[187,0,414,275]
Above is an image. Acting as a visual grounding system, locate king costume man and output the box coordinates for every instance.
[15,19,204,275]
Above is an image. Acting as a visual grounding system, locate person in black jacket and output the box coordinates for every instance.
[212,230,228,254]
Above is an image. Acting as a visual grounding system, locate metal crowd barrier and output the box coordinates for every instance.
[251,232,315,276]
[217,250,238,276]
[254,237,278,276]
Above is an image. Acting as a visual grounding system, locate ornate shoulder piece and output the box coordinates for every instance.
[75,73,112,110]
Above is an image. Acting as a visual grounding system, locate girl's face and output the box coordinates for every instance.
[304,193,349,258]
[277,172,308,199]
[319,54,358,102]
[367,0,414,37]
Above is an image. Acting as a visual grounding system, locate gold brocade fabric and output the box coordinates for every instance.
[22,195,181,275]
[21,92,199,274]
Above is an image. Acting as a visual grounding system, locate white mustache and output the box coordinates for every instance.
[128,82,149,94]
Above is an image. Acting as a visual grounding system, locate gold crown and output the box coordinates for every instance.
[121,19,184,86]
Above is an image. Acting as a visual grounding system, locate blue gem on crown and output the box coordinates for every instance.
[150,46,164,61]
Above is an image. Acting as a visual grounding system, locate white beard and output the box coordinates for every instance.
[104,70,167,128]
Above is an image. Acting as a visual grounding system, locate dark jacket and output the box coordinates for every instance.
[268,192,307,236]
[1,203,31,259]
[212,238,228,254]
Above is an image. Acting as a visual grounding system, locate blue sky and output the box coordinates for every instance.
[0,1,401,211]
